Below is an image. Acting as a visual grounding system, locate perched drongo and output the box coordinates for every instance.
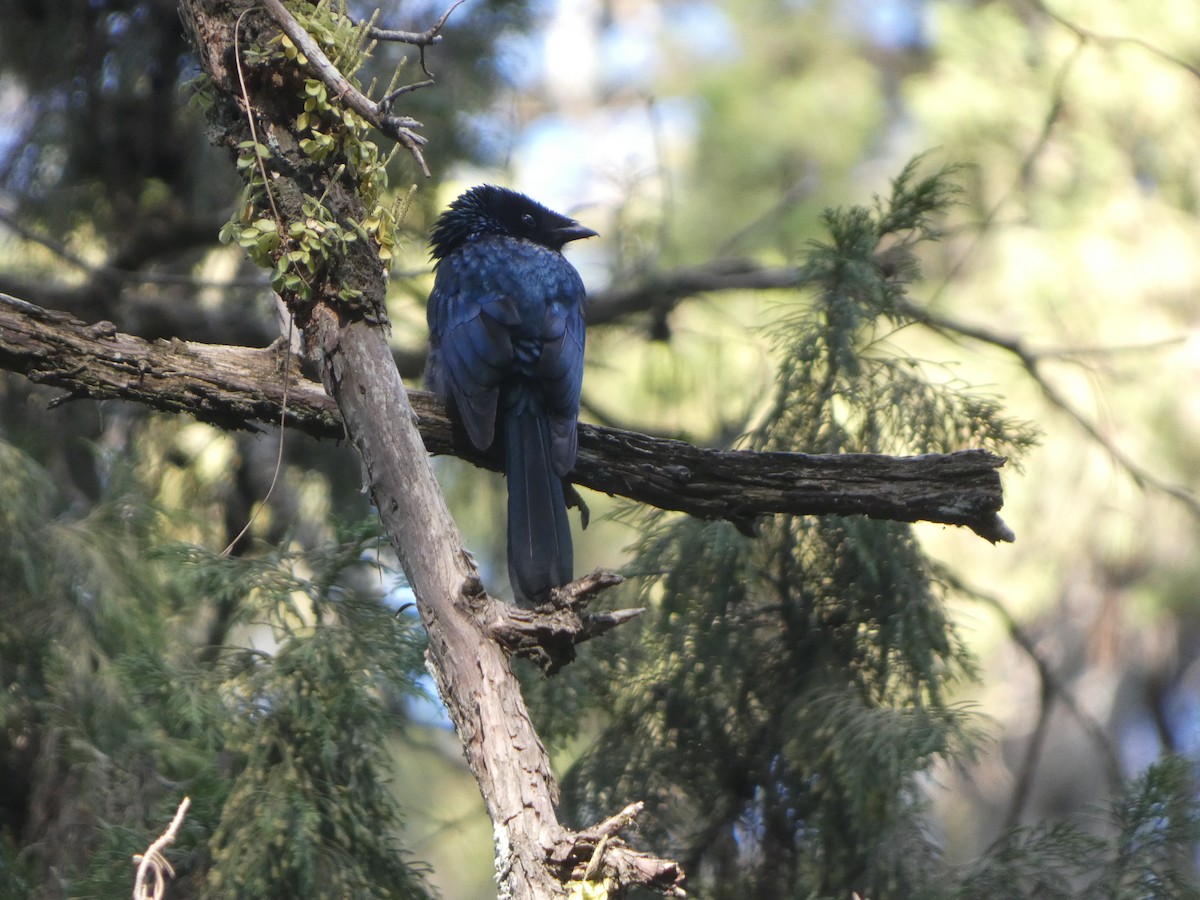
[426,185,596,606]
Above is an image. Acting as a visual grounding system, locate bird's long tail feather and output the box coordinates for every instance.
[505,410,573,607]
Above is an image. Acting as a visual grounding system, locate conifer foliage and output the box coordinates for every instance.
[0,444,432,898]
[550,163,1196,898]
[1,2,1199,882]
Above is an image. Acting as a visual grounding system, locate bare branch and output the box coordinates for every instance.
[485,592,637,673]
[482,570,636,674]
[548,569,626,609]
[896,297,1200,520]
[369,0,464,80]
[548,801,687,897]
[580,801,645,844]
[365,0,464,47]
[943,570,1124,808]
[0,206,95,274]
[1030,0,1200,82]
[132,795,190,900]
[0,206,241,288]
[0,292,1012,541]
[587,257,805,327]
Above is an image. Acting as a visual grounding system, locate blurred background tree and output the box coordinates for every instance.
[1,0,1199,897]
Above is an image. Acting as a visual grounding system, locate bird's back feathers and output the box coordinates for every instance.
[425,185,594,606]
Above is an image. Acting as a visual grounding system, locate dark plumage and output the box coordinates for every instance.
[425,185,596,606]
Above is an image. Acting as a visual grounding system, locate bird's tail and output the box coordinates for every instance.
[505,408,573,607]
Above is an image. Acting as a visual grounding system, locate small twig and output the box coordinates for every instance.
[379,78,436,111]
[0,209,263,289]
[1030,0,1200,83]
[366,0,465,77]
[943,570,1123,794]
[580,801,645,843]
[259,0,432,176]
[366,0,463,45]
[132,796,191,900]
[1004,662,1055,830]
[579,607,646,642]
[582,835,610,881]
[0,207,95,273]
[922,41,1083,315]
[552,801,687,897]
[485,570,633,673]
[548,569,625,610]
[899,297,1200,521]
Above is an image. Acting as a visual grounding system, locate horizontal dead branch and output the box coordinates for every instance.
[0,292,1012,541]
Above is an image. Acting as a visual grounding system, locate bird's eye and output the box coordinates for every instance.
[520,213,536,229]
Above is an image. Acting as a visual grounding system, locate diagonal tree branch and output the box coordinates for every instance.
[0,291,1011,541]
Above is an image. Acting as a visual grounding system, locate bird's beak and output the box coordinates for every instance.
[555,222,599,245]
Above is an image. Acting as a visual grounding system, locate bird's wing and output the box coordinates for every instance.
[427,263,521,452]
[538,293,586,476]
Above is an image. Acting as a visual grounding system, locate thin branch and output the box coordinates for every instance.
[944,570,1124,801]
[365,0,465,79]
[0,207,246,288]
[548,801,686,897]
[482,569,635,674]
[1032,335,1186,362]
[0,206,95,273]
[548,569,627,609]
[897,297,1200,520]
[923,38,1084,311]
[378,78,435,109]
[714,174,817,258]
[1005,659,1055,830]
[258,0,431,176]
[587,257,806,325]
[366,0,462,45]
[132,795,190,900]
[1030,0,1200,82]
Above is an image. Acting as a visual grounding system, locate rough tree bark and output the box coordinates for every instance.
[0,292,1012,542]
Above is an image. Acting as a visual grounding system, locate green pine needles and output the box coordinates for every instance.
[0,445,431,899]
[547,159,1194,899]
[949,757,1200,899]
[1,158,1197,898]
[175,532,431,899]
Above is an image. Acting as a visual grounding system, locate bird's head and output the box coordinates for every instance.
[430,184,598,264]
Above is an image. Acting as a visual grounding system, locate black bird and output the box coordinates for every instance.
[425,185,596,606]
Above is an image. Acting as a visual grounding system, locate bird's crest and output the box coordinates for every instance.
[429,184,596,265]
